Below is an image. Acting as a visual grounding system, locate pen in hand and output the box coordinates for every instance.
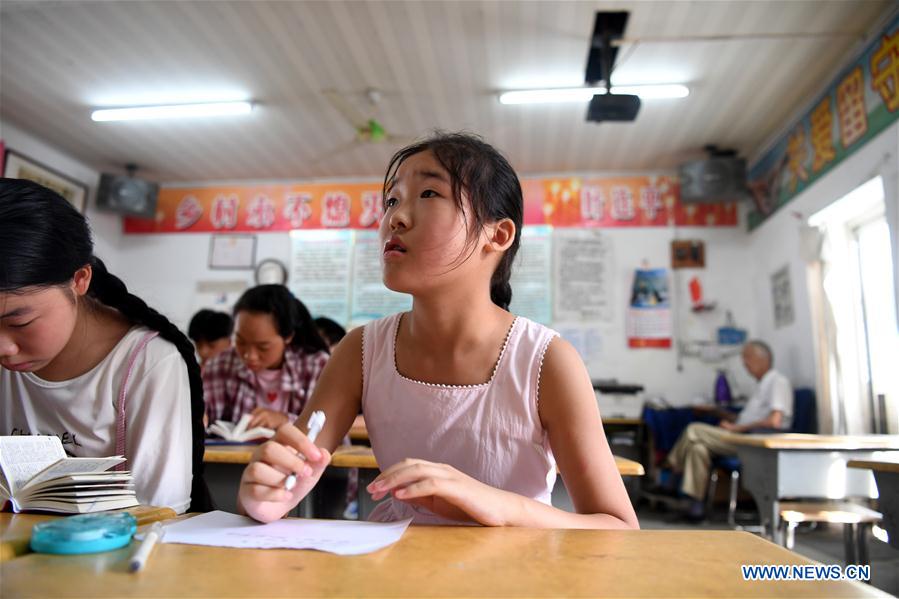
[130,521,163,573]
[285,410,326,491]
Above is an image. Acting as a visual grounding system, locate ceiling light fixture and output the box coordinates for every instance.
[498,84,688,105]
[91,101,253,122]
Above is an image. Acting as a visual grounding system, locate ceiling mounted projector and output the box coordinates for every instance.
[585,11,640,123]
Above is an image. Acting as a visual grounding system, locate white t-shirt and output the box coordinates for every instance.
[0,326,193,513]
[736,368,793,430]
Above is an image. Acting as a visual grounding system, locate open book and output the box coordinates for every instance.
[207,413,275,442]
[0,436,139,514]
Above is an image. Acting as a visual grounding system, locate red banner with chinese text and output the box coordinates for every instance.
[124,175,738,233]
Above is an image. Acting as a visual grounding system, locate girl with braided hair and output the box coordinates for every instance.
[0,178,210,513]
[238,133,638,529]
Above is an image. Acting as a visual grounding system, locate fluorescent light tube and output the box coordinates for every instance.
[612,84,689,99]
[91,101,253,122]
[499,84,688,105]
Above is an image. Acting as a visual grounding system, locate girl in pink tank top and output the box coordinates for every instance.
[238,133,639,530]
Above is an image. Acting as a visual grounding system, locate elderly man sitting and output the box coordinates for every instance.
[665,340,793,522]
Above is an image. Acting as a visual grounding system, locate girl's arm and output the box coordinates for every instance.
[528,336,639,528]
[368,337,639,529]
[237,327,363,522]
[291,331,362,451]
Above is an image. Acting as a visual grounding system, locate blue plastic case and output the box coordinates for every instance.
[30,512,137,555]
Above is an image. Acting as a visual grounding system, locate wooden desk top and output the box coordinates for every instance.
[848,458,899,474]
[349,414,368,441]
[0,525,883,597]
[613,456,644,476]
[723,433,899,450]
[603,417,644,426]
[204,444,379,468]
[205,445,644,476]
[0,505,176,561]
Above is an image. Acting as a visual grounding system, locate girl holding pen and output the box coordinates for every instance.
[237,133,639,529]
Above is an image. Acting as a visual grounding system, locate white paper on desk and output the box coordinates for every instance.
[157,510,412,555]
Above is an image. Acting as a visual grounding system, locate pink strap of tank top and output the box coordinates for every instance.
[114,331,159,471]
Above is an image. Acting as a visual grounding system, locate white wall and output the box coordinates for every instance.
[115,218,757,407]
[1,121,121,266]
[746,122,899,393]
[115,232,294,331]
[579,225,757,407]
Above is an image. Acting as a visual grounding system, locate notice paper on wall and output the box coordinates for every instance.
[156,510,413,555]
[553,229,613,322]
[351,230,412,325]
[509,225,553,324]
[289,230,353,323]
[556,325,603,371]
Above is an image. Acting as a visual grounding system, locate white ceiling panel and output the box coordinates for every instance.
[1,0,894,182]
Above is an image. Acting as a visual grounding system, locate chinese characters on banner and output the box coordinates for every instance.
[747,14,899,230]
[125,176,737,233]
[128,183,381,233]
[626,268,672,349]
[538,176,736,228]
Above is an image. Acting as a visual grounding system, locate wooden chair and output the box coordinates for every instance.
[779,501,882,567]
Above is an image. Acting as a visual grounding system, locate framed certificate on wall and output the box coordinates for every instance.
[4,148,88,213]
[209,234,256,269]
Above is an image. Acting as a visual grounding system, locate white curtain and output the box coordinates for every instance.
[801,225,839,433]
[882,154,899,327]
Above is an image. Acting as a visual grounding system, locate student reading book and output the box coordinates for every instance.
[207,414,275,442]
[0,179,211,514]
[0,436,138,514]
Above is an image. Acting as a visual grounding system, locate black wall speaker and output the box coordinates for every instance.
[96,174,159,218]
[678,157,748,203]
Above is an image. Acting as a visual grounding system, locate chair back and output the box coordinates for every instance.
[790,388,818,434]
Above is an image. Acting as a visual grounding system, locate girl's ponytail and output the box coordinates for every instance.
[88,258,212,511]
[289,297,330,355]
[490,270,514,312]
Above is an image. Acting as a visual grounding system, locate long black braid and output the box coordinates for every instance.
[0,178,212,511]
[87,257,212,511]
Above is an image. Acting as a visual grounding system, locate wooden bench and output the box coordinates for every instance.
[779,501,882,566]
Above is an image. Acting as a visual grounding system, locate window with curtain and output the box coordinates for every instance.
[808,176,898,434]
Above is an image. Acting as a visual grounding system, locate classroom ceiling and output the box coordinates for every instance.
[0,1,895,183]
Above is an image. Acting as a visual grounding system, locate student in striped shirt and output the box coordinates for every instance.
[202,285,330,431]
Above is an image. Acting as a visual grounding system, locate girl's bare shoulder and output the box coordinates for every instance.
[326,325,364,367]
